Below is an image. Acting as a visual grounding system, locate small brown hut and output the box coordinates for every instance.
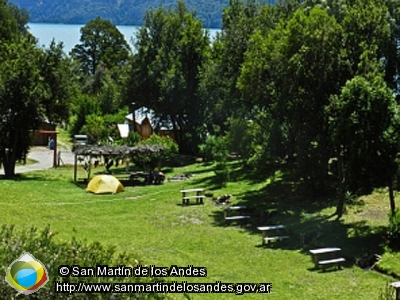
[32,121,57,146]
[135,116,153,139]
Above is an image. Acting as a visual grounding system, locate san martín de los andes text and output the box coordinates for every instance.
[68,265,207,278]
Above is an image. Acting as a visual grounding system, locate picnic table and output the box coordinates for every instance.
[180,188,205,205]
[257,225,289,245]
[223,205,250,223]
[309,247,345,270]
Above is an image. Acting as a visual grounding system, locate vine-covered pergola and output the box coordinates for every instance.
[73,145,165,181]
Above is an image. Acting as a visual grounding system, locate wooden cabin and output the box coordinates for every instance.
[32,122,57,146]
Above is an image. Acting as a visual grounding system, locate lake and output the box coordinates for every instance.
[28,23,219,54]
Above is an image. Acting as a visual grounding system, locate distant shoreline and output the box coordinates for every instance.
[28,21,140,27]
[28,21,221,30]
[27,21,221,30]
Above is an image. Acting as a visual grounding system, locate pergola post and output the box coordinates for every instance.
[74,154,77,182]
[87,154,92,181]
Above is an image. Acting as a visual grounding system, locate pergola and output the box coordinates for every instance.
[73,145,165,181]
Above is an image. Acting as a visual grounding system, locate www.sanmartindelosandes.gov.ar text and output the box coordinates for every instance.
[55,281,272,295]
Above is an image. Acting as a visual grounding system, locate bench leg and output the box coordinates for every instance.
[197,192,203,204]
[314,255,319,269]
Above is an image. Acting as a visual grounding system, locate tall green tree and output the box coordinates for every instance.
[341,0,391,76]
[0,0,30,41]
[124,1,210,152]
[328,49,400,216]
[0,1,74,177]
[71,94,101,136]
[0,39,46,177]
[302,0,400,92]
[71,16,131,75]
[7,1,29,34]
[40,40,77,123]
[239,7,345,193]
[200,0,263,133]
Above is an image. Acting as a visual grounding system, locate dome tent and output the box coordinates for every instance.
[87,175,124,194]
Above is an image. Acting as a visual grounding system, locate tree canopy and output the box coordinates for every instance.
[71,16,131,75]
[123,1,210,152]
[0,39,46,177]
[234,0,400,214]
[0,0,74,177]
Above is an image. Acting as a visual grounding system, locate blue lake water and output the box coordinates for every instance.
[29,23,141,54]
[28,23,219,54]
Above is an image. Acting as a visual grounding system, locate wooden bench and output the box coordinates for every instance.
[223,206,250,223]
[390,282,400,300]
[257,225,289,245]
[309,247,345,270]
[180,188,205,205]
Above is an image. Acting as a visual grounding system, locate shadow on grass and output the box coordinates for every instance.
[0,174,61,181]
[306,266,346,273]
[73,180,88,189]
[163,154,202,168]
[207,162,388,268]
[176,203,205,207]
[191,160,284,191]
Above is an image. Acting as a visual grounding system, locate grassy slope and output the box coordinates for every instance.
[1,161,399,299]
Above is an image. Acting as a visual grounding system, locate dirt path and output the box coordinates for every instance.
[0,146,76,175]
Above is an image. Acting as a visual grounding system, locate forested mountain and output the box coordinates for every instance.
[9,0,229,28]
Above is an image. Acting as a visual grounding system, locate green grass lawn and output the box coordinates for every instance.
[1,161,399,299]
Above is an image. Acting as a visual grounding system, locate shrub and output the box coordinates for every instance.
[199,135,231,185]
[139,135,179,162]
[214,163,230,186]
[0,225,172,299]
[225,117,251,158]
[127,134,179,171]
[125,131,142,146]
[388,209,400,249]
[70,94,101,136]
[198,135,228,162]
[81,114,109,144]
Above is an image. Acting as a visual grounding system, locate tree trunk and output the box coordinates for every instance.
[170,115,181,151]
[3,148,17,178]
[336,154,346,219]
[389,178,396,216]
[336,195,345,219]
[173,116,188,153]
